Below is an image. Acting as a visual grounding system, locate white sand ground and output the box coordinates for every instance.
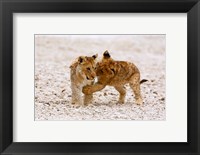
[35,35,166,120]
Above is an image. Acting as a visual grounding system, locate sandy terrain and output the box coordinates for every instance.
[35,35,165,121]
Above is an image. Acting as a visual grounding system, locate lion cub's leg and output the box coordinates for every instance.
[71,84,82,105]
[84,94,93,106]
[129,73,143,105]
[114,85,126,104]
[82,82,106,95]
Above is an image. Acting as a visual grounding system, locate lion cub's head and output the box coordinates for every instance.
[77,54,98,80]
[95,50,116,78]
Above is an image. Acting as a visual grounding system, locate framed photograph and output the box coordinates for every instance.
[0,0,200,154]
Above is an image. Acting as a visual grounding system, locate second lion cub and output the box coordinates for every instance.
[82,50,147,105]
[70,54,98,106]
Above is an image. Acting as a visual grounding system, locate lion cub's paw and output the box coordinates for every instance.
[117,100,125,104]
[82,86,92,95]
[135,98,143,105]
[71,99,83,106]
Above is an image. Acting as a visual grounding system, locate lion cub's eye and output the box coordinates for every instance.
[87,67,91,71]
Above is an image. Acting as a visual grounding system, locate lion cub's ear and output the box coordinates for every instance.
[103,50,110,58]
[92,54,98,59]
[78,56,86,64]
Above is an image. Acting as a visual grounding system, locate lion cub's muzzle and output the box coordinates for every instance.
[86,76,94,80]
[86,73,96,80]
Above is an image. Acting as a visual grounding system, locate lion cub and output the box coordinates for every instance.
[82,51,146,105]
[70,54,97,105]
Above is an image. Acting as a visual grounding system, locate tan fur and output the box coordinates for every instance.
[82,50,144,105]
[70,54,97,105]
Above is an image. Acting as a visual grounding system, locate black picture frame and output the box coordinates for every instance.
[0,0,200,154]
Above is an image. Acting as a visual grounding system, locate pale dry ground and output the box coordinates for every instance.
[35,35,165,120]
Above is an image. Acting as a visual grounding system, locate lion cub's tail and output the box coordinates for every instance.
[140,79,148,84]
